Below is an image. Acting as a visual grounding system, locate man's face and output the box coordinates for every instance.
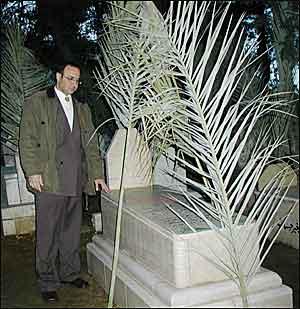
[56,65,81,95]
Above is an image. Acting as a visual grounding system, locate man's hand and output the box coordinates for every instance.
[94,178,111,193]
[28,174,44,192]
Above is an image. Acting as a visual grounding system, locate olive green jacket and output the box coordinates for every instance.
[19,87,103,195]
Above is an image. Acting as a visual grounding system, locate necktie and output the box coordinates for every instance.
[65,96,70,102]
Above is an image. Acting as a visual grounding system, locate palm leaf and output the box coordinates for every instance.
[94,1,297,307]
[1,21,51,151]
[94,2,182,306]
[152,2,297,307]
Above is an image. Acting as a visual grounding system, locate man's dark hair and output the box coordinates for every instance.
[56,61,81,74]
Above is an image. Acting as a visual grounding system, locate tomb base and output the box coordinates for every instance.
[87,235,293,308]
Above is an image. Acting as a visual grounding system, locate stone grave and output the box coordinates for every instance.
[86,128,293,307]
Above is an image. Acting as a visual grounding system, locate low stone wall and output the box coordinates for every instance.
[2,204,35,235]
[1,153,35,236]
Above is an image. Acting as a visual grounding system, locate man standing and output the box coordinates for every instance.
[19,61,110,303]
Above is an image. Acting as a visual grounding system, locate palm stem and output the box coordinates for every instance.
[238,271,249,307]
[108,127,130,308]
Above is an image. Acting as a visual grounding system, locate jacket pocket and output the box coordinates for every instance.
[41,159,58,192]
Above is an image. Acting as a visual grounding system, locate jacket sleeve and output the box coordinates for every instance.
[82,104,104,181]
[19,96,44,177]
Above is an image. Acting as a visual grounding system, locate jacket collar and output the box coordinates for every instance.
[46,86,79,104]
[46,87,56,98]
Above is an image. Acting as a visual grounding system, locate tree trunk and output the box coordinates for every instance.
[270,1,299,159]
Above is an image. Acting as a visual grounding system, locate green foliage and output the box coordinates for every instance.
[1,22,51,151]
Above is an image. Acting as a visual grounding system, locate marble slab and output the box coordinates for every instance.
[260,186,299,249]
[100,185,259,288]
[105,128,152,190]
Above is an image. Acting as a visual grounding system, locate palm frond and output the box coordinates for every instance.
[94,1,297,307]
[0,21,51,150]
[94,2,183,306]
[151,2,297,306]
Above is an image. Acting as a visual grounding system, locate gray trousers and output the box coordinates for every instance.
[35,192,82,292]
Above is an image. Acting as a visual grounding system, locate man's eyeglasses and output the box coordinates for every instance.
[62,75,82,85]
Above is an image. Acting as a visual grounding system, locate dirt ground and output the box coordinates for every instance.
[1,217,109,308]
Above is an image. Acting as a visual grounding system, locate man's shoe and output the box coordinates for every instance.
[41,291,58,303]
[61,278,89,288]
